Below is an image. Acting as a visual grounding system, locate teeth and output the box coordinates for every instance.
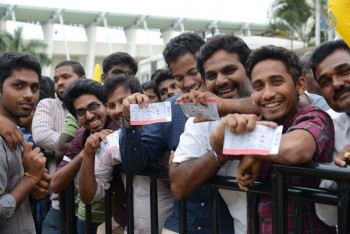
[188,83,201,92]
[89,119,98,126]
[219,88,234,94]
[264,102,281,108]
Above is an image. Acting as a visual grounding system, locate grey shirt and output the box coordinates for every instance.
[0,138,36,234]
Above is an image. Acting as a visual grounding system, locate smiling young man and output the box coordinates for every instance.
[154,68,181,101]
[0,52,49,233]
[210,45,336,233]
[170,34,252,234]
[50,79,121,234]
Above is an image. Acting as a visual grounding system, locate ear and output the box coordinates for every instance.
[101,74,106,83]
[296,76,307,95]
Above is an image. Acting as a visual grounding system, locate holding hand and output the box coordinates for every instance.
[31,169,51,200]
[122,93,150,124]
[236,156,261,191]
[83,129,113,157]
[0,116,24,151]
[22,141,46,182]
[334,144,350,167]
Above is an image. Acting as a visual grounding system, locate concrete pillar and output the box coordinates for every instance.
[85,23,97,79]
[42,21,54,76]
[125,27,138,58]
[161,30,177,45]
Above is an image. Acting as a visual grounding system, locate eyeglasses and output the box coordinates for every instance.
[76,102,103,118]
[112,70,134,77]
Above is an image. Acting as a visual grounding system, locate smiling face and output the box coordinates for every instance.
[203,49,251,99]
[0,68,39,122]
[106,85,132,127]
[251,59,305,124]
[158,78,181,101]
[315,49,350,114]
[73,94,106,133]
[170,52,207,93]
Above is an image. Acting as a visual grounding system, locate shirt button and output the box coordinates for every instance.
[132,130,135,133]
[201,203,204,206]
[134,148,137,151]
[198,227,201,230]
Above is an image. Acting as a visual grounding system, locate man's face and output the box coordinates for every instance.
[251,59,304,124]
[54,65,80,100]
[0,68,39,121]
[106,86,132,127]
[158,78,181,101]
[315,49,350,113]
[203,49,251,99]
[144,88,159,103]
[103,64,133,82]
[169,52,207,93]
[73,94,106,133]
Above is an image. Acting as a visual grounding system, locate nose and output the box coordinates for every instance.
[114,103,123,117]
[23,87,34,99]
[332,75,345,89]
[262,85,275,100]
[183,75,197,92]
[85,110,94,120]
[216,73,228,87]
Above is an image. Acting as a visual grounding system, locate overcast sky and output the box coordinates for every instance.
[2,0,274,24]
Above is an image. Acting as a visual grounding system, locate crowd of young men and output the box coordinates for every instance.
[0,31,349,234]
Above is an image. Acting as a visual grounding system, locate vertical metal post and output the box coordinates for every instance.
[247,192,259,234]
[210,189,219,234]
[337,182,350,234]
[179,198,187,234]
[150,177,159,234]
[292,200,304,234]
[126,174,134,234]
[105,188,113,234]
[85,204,92,234]
[272,167,288,234]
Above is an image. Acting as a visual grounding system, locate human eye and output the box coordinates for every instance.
[88,102,100,112]
[205,72,216,81]
[76,109,85,117]
[318,77,331,88]
[252,82,263,91]
[271,78,283,86]
[160,89,167,96]
[174,76,183,82]
[107,103,116,110]
[339,68,350,77]
[222,66,236,75]
[188,69,199,76]
[31,84,39,92]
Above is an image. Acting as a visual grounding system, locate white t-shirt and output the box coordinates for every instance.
[91,130,174,233]
[315,110,350,226]
[173,118,247,234]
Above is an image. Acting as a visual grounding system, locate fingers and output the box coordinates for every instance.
[223,114,257,134]
[22,141,34,153]
[257,120,278,129]
[193,117,211,123]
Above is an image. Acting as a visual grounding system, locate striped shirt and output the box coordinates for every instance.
[32,97,68,152]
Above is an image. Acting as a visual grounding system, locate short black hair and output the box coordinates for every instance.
[39,76,55,100]
[55,60,85,78]
[246,45,302,84]
[163,32,205,68]
[103,74,143,99]
[196,34,251,80]
[102,52,138,75]
[310,40,350,80]
[0,52,41,91]
[154,68,174,87]
[63,79,105,118]
[142,80,160,100]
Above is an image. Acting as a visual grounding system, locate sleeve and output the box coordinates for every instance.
[287,107,334,163]
[56,134,82,171]
[61,113,80,137]
[173,118,212,163]
[32,99,60,151]
[0,143,16,222]
[92,132,122,202]
[119,122,167,174]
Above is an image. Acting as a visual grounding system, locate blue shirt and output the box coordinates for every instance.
[120,95,234,233]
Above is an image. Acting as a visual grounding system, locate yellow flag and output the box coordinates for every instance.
[93,64,102,83]
[328,0,350,47]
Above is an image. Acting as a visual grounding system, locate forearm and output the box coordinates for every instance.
[170,151,225,200]
[79,154,97,204]
[51,156,83,193]
[10,176,37,207]
[55,141,71,163]
[220,97,260,116]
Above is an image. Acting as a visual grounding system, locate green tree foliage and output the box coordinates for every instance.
[269,0,314,45]
[0,27,51,66]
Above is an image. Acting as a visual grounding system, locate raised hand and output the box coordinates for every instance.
[0,116,24,150]
[31,168,51,200]
[83,129,113,157]
[22,141,46,182]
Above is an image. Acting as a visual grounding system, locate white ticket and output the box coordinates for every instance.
[179,98,220,121]
[223,125,283,155]
[130,101,172,125]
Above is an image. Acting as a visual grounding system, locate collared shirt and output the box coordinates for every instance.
[0,138,36,233]
[61,113,80,137]
[32,97,68,152]
[257,105,336,234]
[316,110,350,226]
[119,95,234,233]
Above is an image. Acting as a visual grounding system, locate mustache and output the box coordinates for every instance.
[333,86,350,101]
[19,101,35,107]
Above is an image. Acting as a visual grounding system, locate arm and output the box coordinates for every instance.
[79,129,112,204]
[32,99,61,151]
[55,133,74,163]
[0,115,24,150]
[169,119,226,199]
[55,114,80,162]
[120,93,172,173]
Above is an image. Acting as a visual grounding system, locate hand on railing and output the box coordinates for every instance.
[334,144,350,167]
[236,155,261,191]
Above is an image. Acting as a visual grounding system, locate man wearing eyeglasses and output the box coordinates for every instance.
[51,79,120,234]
